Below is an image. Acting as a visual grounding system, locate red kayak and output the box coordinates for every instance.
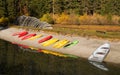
[12,31,28,36]
[38,35,53,43]
[18,31,28,38]
[21,33,36,40]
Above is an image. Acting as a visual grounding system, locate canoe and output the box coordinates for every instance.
[18,31,28,37]
[53,39,69,48]
[64,40,79,48]
[42,38,58,46]
[88,43,110,62]
[12,31,28,36]
[89,61,109,71]
[28,34,42,40]
[38,35,53,43]
[21,33,36,40]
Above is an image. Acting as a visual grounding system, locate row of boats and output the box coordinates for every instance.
[12,30,111,71]
[12,31,79,48]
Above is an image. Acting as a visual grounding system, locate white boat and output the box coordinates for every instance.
[88,43,110,62]
[89,61,109,71]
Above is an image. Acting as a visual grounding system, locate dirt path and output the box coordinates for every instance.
[0,28,120,64]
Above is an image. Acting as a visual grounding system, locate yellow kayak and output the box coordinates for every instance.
[42,38,58,46]
[55,40,69,48]
[53,39,69,48]
[28,34,42,40]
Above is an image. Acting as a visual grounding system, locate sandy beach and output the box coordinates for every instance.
[0,27,120,64]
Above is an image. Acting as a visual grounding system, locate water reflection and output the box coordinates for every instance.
[0,40,120,75]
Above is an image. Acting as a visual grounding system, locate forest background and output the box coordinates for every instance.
[0,0,120,25]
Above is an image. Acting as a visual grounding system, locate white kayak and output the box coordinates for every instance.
[88,43,110,62]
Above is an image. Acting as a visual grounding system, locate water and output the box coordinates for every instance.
[0,39,120,75]
[16,15,53,29]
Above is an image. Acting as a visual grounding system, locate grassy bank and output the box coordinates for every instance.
[10,25,120,41]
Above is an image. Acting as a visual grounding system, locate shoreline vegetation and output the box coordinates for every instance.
[10,24,120,42]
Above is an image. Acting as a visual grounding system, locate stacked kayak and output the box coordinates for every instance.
[28,34,42,40]
[21,33,36,40]
[53,39,69,48]
[38,35,53,43]
[42,38,58,46]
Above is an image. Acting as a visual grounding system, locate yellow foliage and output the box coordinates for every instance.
[112,15,120,25]
[79,13,120,25]
[0,17,9,23]
[55,13,80,25]
[41,13,120,25]
[40,13,54,24]
[56,13,69,24]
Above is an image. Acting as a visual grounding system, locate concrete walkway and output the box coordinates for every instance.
[0,28,120,64]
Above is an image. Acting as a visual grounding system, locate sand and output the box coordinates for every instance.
[0,28,120,64]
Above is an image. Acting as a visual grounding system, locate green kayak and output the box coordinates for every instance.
[64,40,79,48]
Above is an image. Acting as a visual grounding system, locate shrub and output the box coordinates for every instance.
[68,14,80,25]
[56,13,69,24]
[0,17,8,23]
[40,13,54,24]
[55,13,80,25]
[112,15,120,25]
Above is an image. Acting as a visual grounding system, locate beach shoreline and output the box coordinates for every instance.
[0,27,120,64]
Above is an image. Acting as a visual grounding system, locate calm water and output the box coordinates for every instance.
[0,39,120,75]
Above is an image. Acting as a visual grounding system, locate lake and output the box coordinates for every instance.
[0,39,120,75]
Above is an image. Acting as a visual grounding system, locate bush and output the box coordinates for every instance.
[79,13,120,25]
[0,17,9,23]
[55,13,80,25]
[40,13,54,24]
[56,13,69,24]
[41,13,120,25]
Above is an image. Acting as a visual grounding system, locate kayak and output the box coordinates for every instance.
[53,39,69,48]
[56,40,69,48]
[28,34,42,40]
[42,38,58,46]
[38,35,53,43]
[12,31,28,36]
[21,33,36,40]
[18,31,28,38]
[53,39,67,48]
[64,40,79,48]
[88,43,110,62]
